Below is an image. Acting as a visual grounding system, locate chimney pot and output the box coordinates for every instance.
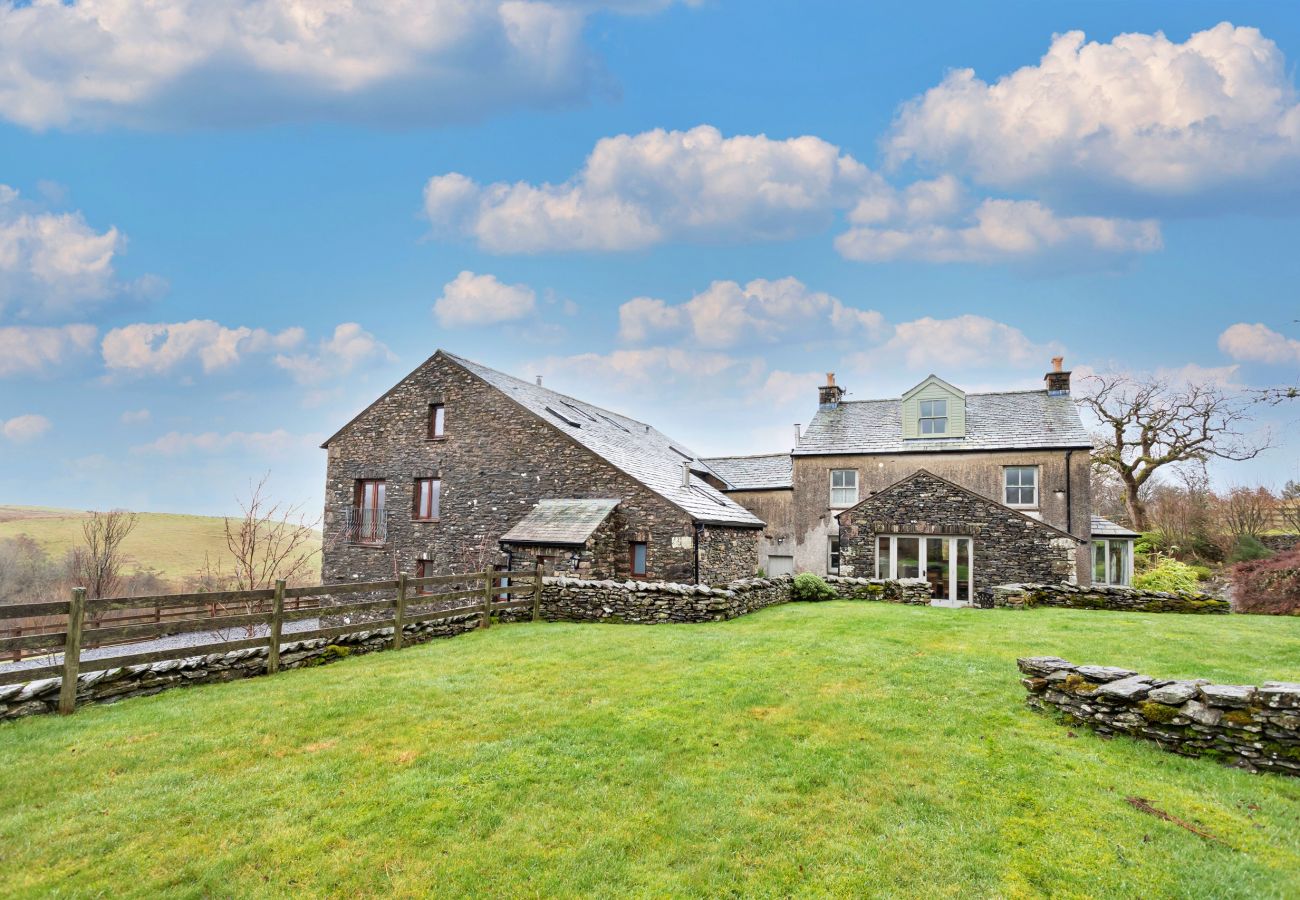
[535,375,543,386]
[793,423,801,447]
[827,372,836,386]
[681,460,691,488]
[1051,357,1063,373]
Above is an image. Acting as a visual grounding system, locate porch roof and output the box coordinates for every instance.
[500,499,620,546]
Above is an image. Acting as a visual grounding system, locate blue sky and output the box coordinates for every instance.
[1,0,1297,516]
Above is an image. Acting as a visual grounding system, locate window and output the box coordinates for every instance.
[413,478,440,520]
[1093,539,1131,586]
[830,469,858,507]
[919,398,947,435]
[827,536,840,574]
[351,479,386,544]
[427,403,445,439]
[630,542,648,577]
[1004,466,1038,507]
[873,534,974,605]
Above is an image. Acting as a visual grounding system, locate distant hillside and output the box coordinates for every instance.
[0,506,322,582]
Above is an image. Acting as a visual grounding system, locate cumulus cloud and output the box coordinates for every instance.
[102,319,304,376]
[0,1,686,130]
[0,324,97,376]
[1,413,52,442]
[0,186,157,321]
[836,198,1161,264]
[618,277,884,348]
[1218,322,1300,365]
[876,314,1060,370]
[272,322,394,384]
[434,271,536,327]
[132,429,314,456]
[425,125,879,252]
[887,23,1300,201]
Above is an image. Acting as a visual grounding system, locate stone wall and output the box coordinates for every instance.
[520,575,793,624]
[1018,656,1300,776]
[837,470,1081,603]
[0,612,481,721]
[993,583,1230,614]
[698,525,762,584]
[825,575,933,605]
[1261,533,1300,554]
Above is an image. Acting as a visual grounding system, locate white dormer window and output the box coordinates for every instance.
[919,399,948,435]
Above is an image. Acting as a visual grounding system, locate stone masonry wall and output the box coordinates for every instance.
[838,470,1080,605]
[323,352,755,586]
[825,575,933,605]
[994,583,1230,614]
[1018,656,1300,776]
[0,612,481,721]
[698,525,762,584]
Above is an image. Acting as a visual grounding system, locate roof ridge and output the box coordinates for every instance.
[837,388,1051,405]
[701,452,791,461]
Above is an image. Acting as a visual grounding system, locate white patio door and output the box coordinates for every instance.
[875,535,973,607]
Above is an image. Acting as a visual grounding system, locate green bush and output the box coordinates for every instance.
[1132,558,1200,593]
[791,573,837,603]
[1229,535,1272,564]
[1189,564,1214,582]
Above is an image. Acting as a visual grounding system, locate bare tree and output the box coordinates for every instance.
[1078,373,1270,531]
[1146,468,1215,556]
[224,474,321,590]
[1217,486,1275,539]
[69,509,139,599]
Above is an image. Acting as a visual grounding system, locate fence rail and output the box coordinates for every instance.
[0,565,545,712]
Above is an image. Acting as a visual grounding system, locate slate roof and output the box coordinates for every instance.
[444,353,764,527]
[500,499,620,546]
[1091,515,1140,539]
[701,454,793,490]
[794,390,1093,455]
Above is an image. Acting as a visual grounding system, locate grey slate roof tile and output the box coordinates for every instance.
[793,390,1093,455]
[701,454,793,490]
[445,353,764,527]
[500,499,621,546]
[1090,515,1140,538]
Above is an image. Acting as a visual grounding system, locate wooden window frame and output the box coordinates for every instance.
[830,469,858,508]
[629,541,648,579]
[413,477,441,521]
[919,398,948,435]
[427,403,446,441]
[828,535,840,574]
[1003,465,1039,509]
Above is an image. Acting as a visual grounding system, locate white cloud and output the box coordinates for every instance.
[0,1,686,130]
[433,271,536,327]
[618,277,884,348]
[120,408,151,425]
[101,319,304,376]
[1218,322,1300,365]
[2,413,52,442]
[0,186,156,321]
[757,370,823,407]
[0,324,97,376]
[836,198,1161,264]
[876,314,1059,370]
[887,23,1300,200]
[273,322,394,384]
[425,125,879,252]
[132,428,314,456]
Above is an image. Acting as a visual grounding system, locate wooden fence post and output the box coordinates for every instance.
[479,570,492,630]
[267,580,285,675]
[58,587,86,715]
[531,562,543,622]
[393,573,408,651]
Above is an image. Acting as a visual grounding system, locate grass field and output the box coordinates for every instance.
[2,603,1299,898]
[0,505,321,582]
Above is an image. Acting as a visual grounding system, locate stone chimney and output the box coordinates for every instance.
[818,373,844,409]
[1045,357,1071,396]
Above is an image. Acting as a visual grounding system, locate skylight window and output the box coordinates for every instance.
[545,406,582,428]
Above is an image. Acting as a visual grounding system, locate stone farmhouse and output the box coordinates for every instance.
[322,351,1137,606]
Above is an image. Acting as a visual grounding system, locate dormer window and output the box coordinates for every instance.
[919,399,947,435]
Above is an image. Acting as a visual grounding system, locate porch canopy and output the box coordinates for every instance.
[500,499,620,546]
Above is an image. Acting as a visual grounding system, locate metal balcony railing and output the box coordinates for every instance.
[343,507,387,545]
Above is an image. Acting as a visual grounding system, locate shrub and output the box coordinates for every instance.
[1132,557,1200,593]
[1229,535,1272,564]
[791,573,837,603]
[1189,564,1214,582]
[1232,547,1300,615]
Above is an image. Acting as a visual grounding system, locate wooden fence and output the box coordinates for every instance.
[0,566,544,715]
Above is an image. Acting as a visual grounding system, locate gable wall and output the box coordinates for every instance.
[791,448,1091,577]
[322,354,729,584]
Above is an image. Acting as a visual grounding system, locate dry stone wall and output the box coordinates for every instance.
[825,575,933,605]
[994,583,1229,614]
[0,612,481,721]
[1018,656,1300,776]
[519,575,793,624]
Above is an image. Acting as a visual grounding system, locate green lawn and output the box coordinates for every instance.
[2,603,1299,898]
[0,505,320,581]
